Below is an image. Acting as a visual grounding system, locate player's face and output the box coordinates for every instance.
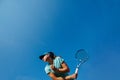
[42,54,50,62]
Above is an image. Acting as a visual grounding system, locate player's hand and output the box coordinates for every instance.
[50,65,59,72]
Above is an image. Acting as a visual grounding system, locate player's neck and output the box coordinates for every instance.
[48,59,53,64]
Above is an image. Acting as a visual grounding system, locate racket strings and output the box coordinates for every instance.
[75,50,88,63]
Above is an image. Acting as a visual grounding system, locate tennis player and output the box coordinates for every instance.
[39,52,78,80]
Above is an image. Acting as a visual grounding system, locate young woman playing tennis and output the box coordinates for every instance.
[39,52,78,80]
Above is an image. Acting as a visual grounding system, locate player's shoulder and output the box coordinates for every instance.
[56,56,63,59]
[45,64,50,70]
[54,56,64,63]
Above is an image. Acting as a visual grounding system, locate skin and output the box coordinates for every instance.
[42,54,78,80]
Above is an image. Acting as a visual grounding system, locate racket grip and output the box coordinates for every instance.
[75,68,78,74]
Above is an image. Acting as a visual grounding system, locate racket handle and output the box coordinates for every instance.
[75,68,79,74]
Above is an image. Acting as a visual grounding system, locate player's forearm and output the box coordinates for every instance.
[52,77,64,80]
[58,67,70,73]
[57,62,70,73]
[57,77,64,80]
[51,66,70,73]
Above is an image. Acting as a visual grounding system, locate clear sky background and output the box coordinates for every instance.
[0,0,120,80]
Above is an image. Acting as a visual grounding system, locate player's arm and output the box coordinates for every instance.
[51,61,70,73]
[58,61,70,73]
[48,72,64,80]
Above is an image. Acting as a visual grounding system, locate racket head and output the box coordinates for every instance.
[75,49,89,63]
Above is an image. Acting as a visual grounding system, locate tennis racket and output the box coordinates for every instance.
[74,49,89,75]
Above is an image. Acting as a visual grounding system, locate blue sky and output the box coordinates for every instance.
[0,0,120,80]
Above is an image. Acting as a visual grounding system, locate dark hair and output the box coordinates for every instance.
[39,51,55,60]
[48,52,55,59]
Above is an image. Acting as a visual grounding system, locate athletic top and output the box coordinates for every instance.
[45,56,69,77]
